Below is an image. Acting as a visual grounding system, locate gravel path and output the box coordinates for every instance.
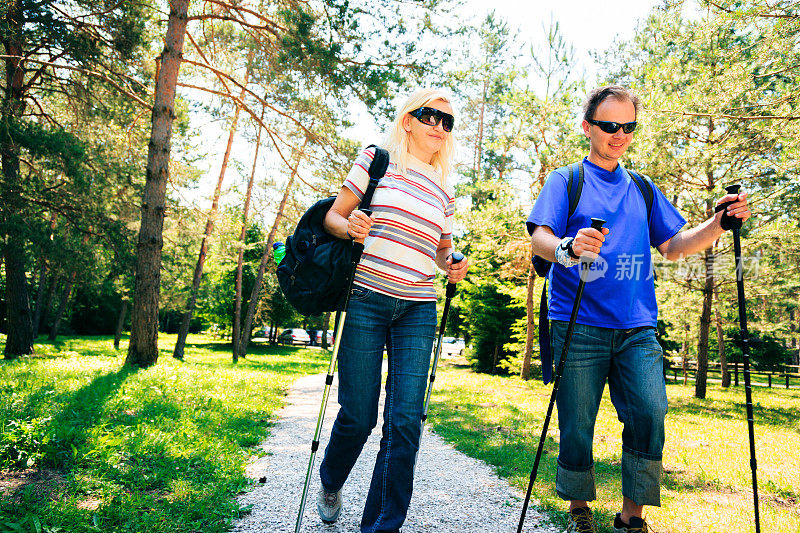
[233,366,559,533]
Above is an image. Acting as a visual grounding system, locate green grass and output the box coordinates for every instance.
[5,335,796,532]
[0,334,328,533]
[428,362,800,533]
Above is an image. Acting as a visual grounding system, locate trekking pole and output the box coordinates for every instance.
[419,252,465,441]
[295,209,372,533]
[719,184,761,532]
[517,218,605,533]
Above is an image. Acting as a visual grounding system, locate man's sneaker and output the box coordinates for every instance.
[613,513,649,532]
[316,487,342,524]
[565,506,596,533]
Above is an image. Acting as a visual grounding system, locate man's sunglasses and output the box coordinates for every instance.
[586,118,637,134]
[409,107,454,132]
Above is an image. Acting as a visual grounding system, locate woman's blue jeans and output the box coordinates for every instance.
[319,286,436,533]
[551,321,668,506]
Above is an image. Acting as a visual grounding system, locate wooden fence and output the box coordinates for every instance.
[665,362,800,389]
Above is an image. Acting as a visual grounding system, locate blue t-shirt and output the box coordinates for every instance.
[526,158,686,329]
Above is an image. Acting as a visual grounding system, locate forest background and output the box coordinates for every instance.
[1,0,798,399]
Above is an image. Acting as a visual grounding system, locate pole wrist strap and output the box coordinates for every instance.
[555,237,580,268]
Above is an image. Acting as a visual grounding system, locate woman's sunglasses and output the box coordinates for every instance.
[586,118,637,134]
[409,107,454,132]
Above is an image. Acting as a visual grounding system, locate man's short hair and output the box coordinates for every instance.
[582,86,642,121]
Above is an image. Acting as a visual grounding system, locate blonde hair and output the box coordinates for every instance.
[382,88,457,184]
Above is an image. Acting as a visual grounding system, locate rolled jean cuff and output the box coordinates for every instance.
[621,449,662,506]
[555,460,596,502]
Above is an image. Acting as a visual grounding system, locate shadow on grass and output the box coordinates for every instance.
[185,341,235,351]
[430,389,633,531]
[661,467,729,494]
[185,340,295,355]
[430,390,623,496]
[431,393,622,533]
[38,365,136,469]
[183,341,329,376]
[35,335,120,358]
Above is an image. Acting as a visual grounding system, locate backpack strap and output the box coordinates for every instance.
[567,162,584,217]
[627,169,654,221]
[359,145,390,209]
[539,282,553,384]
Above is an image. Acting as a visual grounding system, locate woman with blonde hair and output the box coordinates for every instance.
[317,88,468,532]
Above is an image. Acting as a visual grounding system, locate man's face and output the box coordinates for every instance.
[582,97,636,166]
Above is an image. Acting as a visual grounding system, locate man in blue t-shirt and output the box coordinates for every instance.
[526,86,750,533]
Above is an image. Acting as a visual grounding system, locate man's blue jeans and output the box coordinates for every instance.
[551,321,667,506]
[319,286,436,533]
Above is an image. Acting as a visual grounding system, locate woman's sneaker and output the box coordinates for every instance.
[613,513,649,532]
[316,487,342,524]
[566,507,596,533]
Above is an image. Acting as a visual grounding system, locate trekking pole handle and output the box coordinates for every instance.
[351,208,373,251]
[714,184,743,231]
[578,219,607,277]
[445,252,464,298]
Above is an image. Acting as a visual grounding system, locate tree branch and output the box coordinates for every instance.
[704,0,800,19]
[653,108,800,121]
[0,56,152,110]
[188,13,282,36]
[176,60,317,139]
[753,62,800,79]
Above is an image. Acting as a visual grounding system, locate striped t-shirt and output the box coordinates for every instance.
[343,147,455,301]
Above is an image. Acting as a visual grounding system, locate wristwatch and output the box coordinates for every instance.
[555,237,580,268]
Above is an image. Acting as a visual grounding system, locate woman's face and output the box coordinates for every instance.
[403,98,453,161]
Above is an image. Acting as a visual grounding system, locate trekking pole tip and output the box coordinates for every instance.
[590,218,606,230]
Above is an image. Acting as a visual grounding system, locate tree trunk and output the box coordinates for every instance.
[321,311,331,350]
[49,233,88,341]
[491,343,499,374]
[232,114,263,362]
[238,137,308,357]
[695,248,714,399]
[682,322,689,385]
[474,77,487,177]
[174,97,243,360]
[114,300,128,350]
[1,0,34,358]
[32,213,58,339]
[48,270,76,341]
[31,260,48,339]
[3,238,33,358]
[41,272,59,333]
[126,0,190,368]
[521,264,537,380]
[795,307,800,366]
[714,285,730,388]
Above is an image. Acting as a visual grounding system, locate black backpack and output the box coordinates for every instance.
[529,161,654,383]
[277,146,390,316]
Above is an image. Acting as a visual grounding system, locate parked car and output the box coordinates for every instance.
[440,337,466,357]
[315,330,334,345]
[253,326,277,338]
[278,328,311,345]
[306,329,318,346]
